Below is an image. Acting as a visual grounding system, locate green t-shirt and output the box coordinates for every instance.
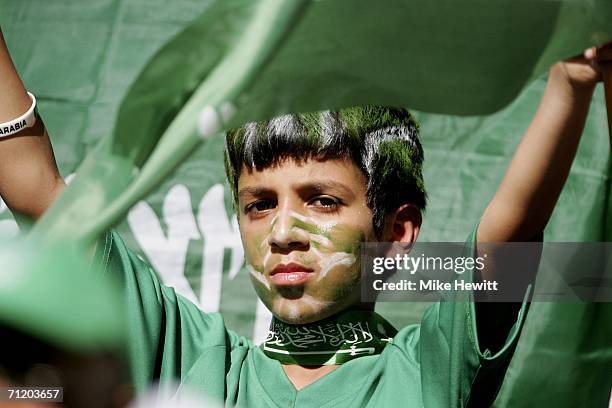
[95,229,528,407]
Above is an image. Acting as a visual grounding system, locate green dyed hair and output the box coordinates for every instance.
[224,105,426,236]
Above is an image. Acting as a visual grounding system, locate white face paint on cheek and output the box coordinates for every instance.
[255,210,361,314]
[260,213,277,268]
[317,252,357,281]
[281,211,359,280]
[262,250,272,270]
[248,265,270,290]
[290,212,337,234]
[308,233,334,249]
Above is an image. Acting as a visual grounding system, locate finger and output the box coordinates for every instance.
[584,46,597,60]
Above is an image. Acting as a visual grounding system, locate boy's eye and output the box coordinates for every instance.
[309,196,341,211]
[245,200,275,215]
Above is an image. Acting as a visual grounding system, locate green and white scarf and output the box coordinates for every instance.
[262,310,397,365]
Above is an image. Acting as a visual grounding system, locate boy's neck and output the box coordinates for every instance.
[277,307,382,389]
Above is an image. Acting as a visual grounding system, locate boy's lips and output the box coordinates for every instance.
[270,262,313,286]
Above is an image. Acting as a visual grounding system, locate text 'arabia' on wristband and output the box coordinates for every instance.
[0,92,37,138]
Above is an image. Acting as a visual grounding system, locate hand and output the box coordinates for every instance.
[553,42,612,93]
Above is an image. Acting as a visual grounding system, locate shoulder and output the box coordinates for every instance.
[389,323,421,364]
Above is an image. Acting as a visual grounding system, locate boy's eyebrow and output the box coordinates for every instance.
[238,180,355,199]
[238,186,273,199]
[296,180,355,198]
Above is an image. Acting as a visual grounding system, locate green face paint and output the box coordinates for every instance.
[243,210,367,324]
[288,212,361,281]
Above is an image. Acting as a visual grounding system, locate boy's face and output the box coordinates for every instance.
[238,158,377,324]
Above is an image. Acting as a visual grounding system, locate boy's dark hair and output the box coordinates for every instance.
[224,105,426,236]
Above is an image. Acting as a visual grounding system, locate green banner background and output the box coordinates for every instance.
[1,1,610,406]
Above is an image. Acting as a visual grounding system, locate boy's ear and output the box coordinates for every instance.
[385,204,422,244]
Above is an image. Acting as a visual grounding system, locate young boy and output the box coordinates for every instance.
[1,26,610,406]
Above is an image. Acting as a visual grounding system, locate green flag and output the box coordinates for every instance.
[0,238,125,352]
[28,0,612,245]
[1,1,611,406]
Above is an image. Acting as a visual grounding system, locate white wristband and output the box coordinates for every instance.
[0,92,37,138]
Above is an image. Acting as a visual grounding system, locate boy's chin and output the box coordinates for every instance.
[269,296,344,325]
[273,310,333,325]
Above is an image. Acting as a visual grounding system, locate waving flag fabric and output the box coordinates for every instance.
[0,0,611,406]
[25,0,612,244]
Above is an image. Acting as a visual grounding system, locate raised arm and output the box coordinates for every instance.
[478,45,612,244]
[466,46,612,355]
[0,27,65,221]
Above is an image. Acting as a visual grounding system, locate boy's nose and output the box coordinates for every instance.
[268,208,309,250]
